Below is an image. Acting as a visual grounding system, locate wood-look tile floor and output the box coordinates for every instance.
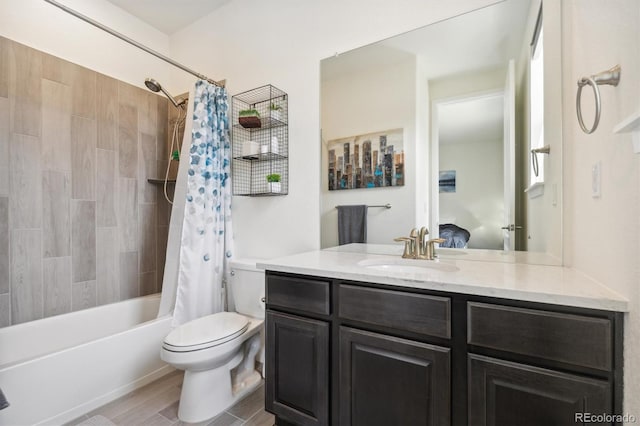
[68,370,274,426]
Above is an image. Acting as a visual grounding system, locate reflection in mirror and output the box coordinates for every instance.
[320,0,562,265]
[437,92,506,250]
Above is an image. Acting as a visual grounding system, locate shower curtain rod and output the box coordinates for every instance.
[43,0,225,88]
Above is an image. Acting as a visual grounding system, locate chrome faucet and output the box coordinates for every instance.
[395,227,443,260]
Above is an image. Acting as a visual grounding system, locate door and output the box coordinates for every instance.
[266,311,330,426]
[339,326,451,426]
[503,59,517,251]
[468,354,611,426]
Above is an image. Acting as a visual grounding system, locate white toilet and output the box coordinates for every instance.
[161,259,265,423]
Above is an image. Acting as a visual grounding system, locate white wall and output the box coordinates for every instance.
[168,0,498,259]
[439,138,503,249]
[320,59,417,247]
[0,0,171,91]
[561,0,640,415]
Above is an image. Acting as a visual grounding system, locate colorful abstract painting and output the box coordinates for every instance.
[327,128,404,190]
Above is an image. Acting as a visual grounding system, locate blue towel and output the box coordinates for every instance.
[337,205,368,245]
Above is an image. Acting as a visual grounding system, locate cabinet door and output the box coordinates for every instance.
[468,354,611,426]
[266,311,329,426]
[339,327,451,426]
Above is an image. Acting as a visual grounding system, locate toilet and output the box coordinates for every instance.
[161,259,265,423]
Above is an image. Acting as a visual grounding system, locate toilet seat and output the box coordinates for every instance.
[163,312,249,352]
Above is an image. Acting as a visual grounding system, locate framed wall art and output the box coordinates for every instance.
[327,128,404,191]
[439,170,456,193]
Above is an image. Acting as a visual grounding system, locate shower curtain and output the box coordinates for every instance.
[171,80,234,326]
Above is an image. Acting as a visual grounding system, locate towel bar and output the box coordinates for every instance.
[335,204,391,209]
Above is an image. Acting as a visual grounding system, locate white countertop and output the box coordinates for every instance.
[323,243,563,265]
[257,244,628,312]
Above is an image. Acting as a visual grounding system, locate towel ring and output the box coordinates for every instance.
[531,145,550,177]
[576,65,621,134]
[576,77,601,134]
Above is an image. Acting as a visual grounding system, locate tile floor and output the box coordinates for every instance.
[68,370,274,426]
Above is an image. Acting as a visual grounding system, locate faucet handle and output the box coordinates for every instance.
[427,238,446,244]
[394,237,415,258]
[425,238,446,260]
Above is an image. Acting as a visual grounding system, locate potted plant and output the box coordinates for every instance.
[238,108,261,128]
[266,173,282,193]
[270,103,282,121]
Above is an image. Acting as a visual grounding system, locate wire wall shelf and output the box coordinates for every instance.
[232,85,288,196]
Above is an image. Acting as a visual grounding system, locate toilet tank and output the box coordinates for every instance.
[228,258,265,320]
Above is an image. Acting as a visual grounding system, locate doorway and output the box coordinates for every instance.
[431,91,505,250]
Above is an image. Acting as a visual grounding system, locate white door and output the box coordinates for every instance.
[503,60,516,251]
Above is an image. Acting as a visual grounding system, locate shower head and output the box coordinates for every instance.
[144,78,185,108]
[144,78,162,92]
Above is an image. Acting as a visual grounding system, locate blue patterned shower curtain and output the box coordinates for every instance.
[172,80,233,326]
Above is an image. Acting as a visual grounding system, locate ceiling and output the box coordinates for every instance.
[321,0,531,81]
[439,95,504,145]
[105,0,230,34]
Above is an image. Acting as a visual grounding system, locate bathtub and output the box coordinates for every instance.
[0,294,174,425]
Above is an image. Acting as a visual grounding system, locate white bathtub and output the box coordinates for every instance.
[0,294,174,425]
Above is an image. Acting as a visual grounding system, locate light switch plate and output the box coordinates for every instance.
[591,161,601,198]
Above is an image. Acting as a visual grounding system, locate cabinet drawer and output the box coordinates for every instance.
[468,302,613,371]
[266,274,330,316]
[338,284,451,339]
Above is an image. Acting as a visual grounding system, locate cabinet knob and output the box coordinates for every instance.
[261,297,266,303]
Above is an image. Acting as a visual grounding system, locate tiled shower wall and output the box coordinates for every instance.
[0,36,178,327]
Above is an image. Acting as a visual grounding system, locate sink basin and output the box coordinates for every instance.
[357,257,459,273]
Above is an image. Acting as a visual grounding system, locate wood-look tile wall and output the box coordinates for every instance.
[0,36,177,327]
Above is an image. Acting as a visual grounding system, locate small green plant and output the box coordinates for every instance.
[270,103,282,111]
[266,173,281,183]
[239,109,260,117]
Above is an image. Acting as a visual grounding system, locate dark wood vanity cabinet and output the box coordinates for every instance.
[264,274,332,426]
[264,272,623,426]
[265,311,330,426]
[339,326,450,426]
[466,302,619,426]
[337,284,452,426]
[468,354,611,426]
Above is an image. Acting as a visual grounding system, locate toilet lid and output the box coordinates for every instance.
[163,312,249,352]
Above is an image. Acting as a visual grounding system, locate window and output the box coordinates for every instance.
[529,9,544,187]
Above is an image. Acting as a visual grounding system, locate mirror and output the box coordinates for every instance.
[320,0,563,265]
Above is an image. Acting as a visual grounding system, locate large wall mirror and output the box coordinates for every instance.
[320,0,563,265]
